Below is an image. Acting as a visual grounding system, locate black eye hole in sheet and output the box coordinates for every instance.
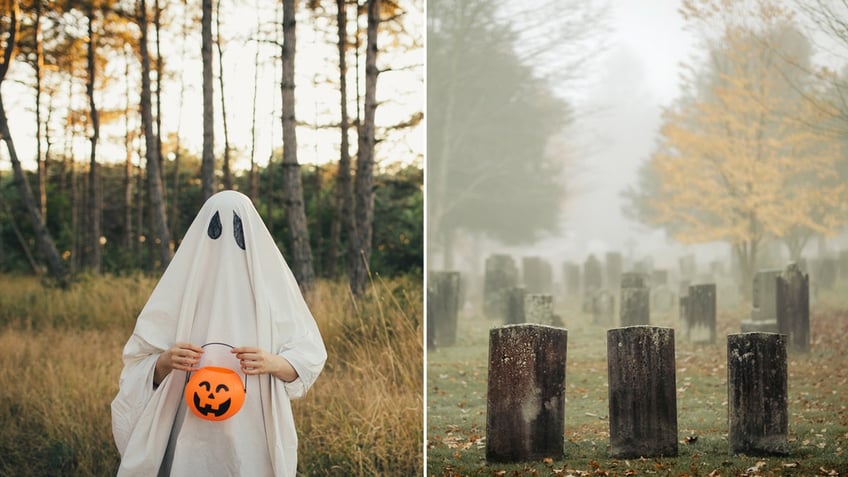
[233,212,246,250]
[208,211,222,239]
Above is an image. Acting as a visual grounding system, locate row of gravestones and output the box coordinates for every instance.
[487,324,788,462]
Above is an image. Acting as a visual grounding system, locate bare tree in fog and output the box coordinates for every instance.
[427,0,606,270]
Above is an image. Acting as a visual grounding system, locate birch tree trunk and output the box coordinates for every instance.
[139,0,172,269]
[34,0,45,221]
[281,0,315,291]
[350,0,380,296]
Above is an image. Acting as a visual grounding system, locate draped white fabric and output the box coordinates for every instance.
[112,190,327,476]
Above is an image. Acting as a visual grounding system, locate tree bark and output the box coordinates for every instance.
[139,0,172,269]
[86,5,102,273]
[350,0,380,296]
[281,0,315,291]
[216,0,232,190]
[0,3,66,285]
[34,0,46,222]
[329,0,352,279]
[200,0,215,200]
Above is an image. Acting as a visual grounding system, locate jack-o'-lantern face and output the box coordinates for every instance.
[184,366,245,421]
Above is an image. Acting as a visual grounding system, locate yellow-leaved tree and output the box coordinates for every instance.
[638,0,848,297]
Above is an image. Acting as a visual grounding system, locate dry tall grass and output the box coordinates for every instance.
[0,273,423,476]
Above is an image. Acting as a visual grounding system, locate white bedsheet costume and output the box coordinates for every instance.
[112,190,327,476]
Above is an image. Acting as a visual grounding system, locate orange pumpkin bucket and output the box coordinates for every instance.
[184,343,246,422]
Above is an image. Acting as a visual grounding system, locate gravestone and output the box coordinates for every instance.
[651,269,669,287]
[683,284,716,343]
[815,257,837,290]
[525,293,555,326]
[486,324,568,462]
[430,271,461,347]
[582,255,603,312]
[620,272,649,326]
[741,269,781,333]
[426,287,435,350]
[839,250,848,280]
[484,254,519,321]
[563,262,581,297]
[776,263,809,352]
[727,333,788,455]
[592,289,616,325]
[607,326,678,458]
[523,256,553,294]
[679,254,696,281]
[651,285,675,314]
[605,252,623,290]
[506,286,526,325]
[584,254,603,293]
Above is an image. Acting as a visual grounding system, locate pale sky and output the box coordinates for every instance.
[538,0,703,269]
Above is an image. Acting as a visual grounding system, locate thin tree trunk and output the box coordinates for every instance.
[123,47,134,253]
[216,0,232,190]
[0,4,66,284]
[200,0,215,200]
[329,0,352,279]
[154,0,167,227]
[86,5,102,273]
[350,0,380,296]
[249,0,260,200]
[139,0,172,269]
[34,0,46,222]
[169,0,189,243]
[281,0,315,291]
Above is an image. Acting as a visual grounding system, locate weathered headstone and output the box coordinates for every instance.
[776,263,809,352]
[430,271,461,347]
[620,272,649,326]
[523,256,553,294]
[563,262,581,297]
[592,289,616,325]
[506,286,526,325]
[486,324,568,462]
[815,257,837,290]
[651,269,669,287]
[426,287,435,350]
[839,249,848,280]
[605,252,623,290]
[484,254,519,321]
[741,269,781,333]
[582,255,603,312]
[679,254,696,281]
[607,326,678,458]
[584,254,603,293]
[525,293,555,326]
[650,285,676,314]
[727,333,788,456]
[683,283,716,343]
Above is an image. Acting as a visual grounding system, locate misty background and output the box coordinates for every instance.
[427,0,848,301]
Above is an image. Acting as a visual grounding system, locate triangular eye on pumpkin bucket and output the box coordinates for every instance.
[184,343,247,422]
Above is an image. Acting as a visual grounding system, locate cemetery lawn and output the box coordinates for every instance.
[426,294,848,476]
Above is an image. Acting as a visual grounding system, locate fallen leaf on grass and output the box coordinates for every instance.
[781,462,799,468]
[543,457,554,464]
[819,467,838,476]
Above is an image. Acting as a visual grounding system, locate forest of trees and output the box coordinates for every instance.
[0,0,423,293]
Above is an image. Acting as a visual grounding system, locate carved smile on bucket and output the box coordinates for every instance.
[192,381,233,417]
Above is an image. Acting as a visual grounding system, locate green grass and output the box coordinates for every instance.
[427,290,848,476]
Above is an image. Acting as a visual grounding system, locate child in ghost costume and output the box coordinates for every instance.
[111,190,327,476]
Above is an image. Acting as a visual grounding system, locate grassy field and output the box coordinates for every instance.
[427,289,848,476]
[0,273,423,476]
